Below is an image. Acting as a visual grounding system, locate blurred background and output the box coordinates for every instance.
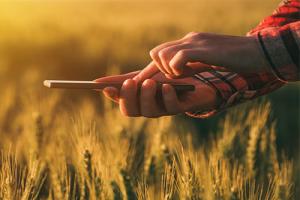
[0,0,299,157]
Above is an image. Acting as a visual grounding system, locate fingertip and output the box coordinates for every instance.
[103,86,116,92]
[169,60,183,76]
[150,52,169,75]
[172,68,183,76]
[102,87,119,103]
[123,79,131,87]
[149,49,155,58]
[122,79,136,89]
[142,79,148,87]
[120,79,137,100]
[103,87,112,94]
[119,78,139,117]
[162,84,173,95]
[142,79,155,88]
[103,86,119,97]
[133,62,160,82]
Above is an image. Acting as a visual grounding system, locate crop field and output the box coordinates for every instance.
[0,0,299,199]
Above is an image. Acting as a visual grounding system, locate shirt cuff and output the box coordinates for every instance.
[255,21,300,82]
[185,71,249,118]
[185,70,285,119]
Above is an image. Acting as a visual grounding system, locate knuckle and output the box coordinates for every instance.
[194,33,210,43]
[193,32,204,38]
[177,50,188,59]
[184,31,199,40]
[186,31,197,37]
[182,41,192,46]
[194,32,204,37]
[158,50,167,60]
[185,32,207,41]
[149,49,156,58]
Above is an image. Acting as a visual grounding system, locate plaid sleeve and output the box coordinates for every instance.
[185,70,285,118]
[251,0,300,82]
[186,0,298,118]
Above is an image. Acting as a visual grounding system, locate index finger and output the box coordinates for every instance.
[133,62,159,83]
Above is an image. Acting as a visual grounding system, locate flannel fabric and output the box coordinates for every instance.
[186,0,300,118]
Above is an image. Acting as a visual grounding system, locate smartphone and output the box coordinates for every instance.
[44,80,195,93]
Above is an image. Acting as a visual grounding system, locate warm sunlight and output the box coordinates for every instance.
[0,0,299,199]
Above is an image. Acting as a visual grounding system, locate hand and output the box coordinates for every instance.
[94,70,217,118]
[148,32,271,77]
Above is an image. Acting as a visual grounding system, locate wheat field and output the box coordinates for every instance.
[0,91,297,200]
[0,0,299,199]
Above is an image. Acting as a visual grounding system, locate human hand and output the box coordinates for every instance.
[148,32,270,77]
[94,70,217,118]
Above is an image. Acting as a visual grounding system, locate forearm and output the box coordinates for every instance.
[253,21,300,82]
[188,0,300,81]
[192,34,272,74]
[247,0,300,82]
[186,0,300,118]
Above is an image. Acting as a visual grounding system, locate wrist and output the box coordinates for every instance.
[199,34,271,74]
[212,35,272,73]
[242,36,272,73]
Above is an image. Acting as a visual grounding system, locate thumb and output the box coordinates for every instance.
[103,87,119,103]
[165,63,216,78]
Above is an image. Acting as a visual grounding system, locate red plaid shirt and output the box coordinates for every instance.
[187,0,300,118]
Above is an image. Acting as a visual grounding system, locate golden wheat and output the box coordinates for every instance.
[0,0,298,199]
[0,83,297,200]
